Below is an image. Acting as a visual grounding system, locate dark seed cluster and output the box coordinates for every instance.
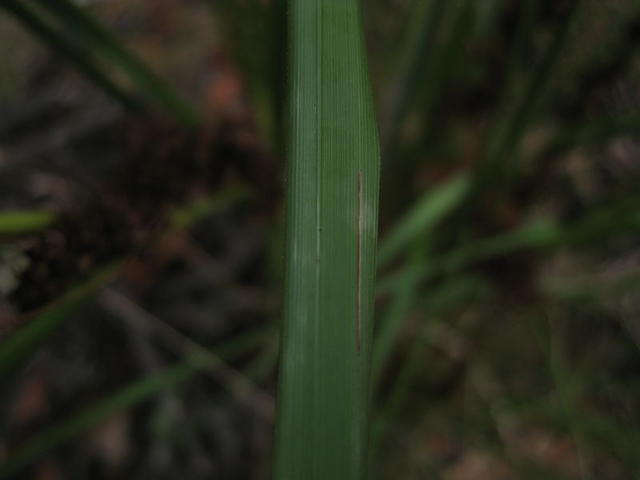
[8,116,278,313]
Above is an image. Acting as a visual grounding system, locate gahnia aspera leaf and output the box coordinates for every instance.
[274,1,381,479]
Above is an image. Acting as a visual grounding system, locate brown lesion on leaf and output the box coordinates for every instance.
[356,170,363,353]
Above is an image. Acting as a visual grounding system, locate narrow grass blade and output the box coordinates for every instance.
[441,217,562,272]
[558,196,640,246]
[542,266,640,307]
[397,3,582,257]
[0,264,121,379]
[480,1,583,183]
[169,183,250,228]
[32,0,199,126]
[0,186,245,378]
[0,328,267,478]
[504,0,537,80]
[488,0,537,123]
[381,1,474,216]
[100,289,275,420]
[380,0,449,149]
[378,194,640,297]
[2,0,145,113]
[210,0,287,151]
[0,364,193,478]
[0,210,56,235]
[372,242,426,382]
[376,218,556,295]
[371,275,488,451]
[377,173,471,268]
[417,0,475,135]
[542,112,640,156]
[274,1,381,479]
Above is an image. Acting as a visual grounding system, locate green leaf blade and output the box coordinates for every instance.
[274,2,381,479]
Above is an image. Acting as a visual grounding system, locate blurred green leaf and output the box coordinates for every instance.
[0,186,248,379]
[2,0,145,113]
[210,0,286,150]
[372,242,425,382]
[0,264,121,379]
[0,364,193,478]
[169,183,250,229]
[377,174,471,268]
[544,113,640,155]
[371,274,491,456]
[478,0,583,186]
[378,196,640,297]
[32,0,199,125]
[380,0,449,149]
[0,210,56,235]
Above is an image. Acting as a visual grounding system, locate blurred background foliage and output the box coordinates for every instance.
[1,0,640,478]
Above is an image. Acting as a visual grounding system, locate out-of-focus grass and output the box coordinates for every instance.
[0,210,56,235]
[0,186,248,379]
[3,0,199,124]
[2,0,145,113]
[0,326,271,478]
[208,0,286,151]
[0,264,121,379]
